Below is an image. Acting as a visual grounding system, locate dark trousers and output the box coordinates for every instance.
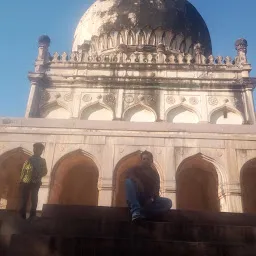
[19,183,41,219]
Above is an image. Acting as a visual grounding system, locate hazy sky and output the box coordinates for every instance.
[0,0,255,117]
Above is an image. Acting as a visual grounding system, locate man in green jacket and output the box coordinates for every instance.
[19,143,47,219]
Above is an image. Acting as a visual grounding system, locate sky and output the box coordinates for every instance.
[0,0,255,117]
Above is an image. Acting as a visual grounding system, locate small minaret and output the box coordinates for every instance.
[35,35,51,72]
[26,35,51,118]
[235,38,248,65]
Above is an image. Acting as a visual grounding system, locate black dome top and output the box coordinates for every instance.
[73,0,212,55]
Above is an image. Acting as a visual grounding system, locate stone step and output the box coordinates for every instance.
[1,217,256,244]
[42,205,256,226]
[0,235,10,256]
[8,235,256,256]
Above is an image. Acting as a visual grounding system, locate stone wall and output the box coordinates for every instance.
[0,118,256,213]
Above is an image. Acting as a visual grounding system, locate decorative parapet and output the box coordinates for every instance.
[33,37,251,77]
[48,51,247,67]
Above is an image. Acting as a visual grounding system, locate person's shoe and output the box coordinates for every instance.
[132,212,145,223]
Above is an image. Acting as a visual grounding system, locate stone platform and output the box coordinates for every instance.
[1,206,256,255]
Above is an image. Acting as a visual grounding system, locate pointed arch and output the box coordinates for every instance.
[166,104,200,123]
[80,102,114,121]
[209,105,244,124]
[154,27,164,45]
[127,30,135,45]
[179,40,186,53]
[40,101,71,119]
[49,149,100,206]
[173,34,185,51]
[0,147,32,210]
[137,30,146,45]
[240,158,256,213]
[149,32,156,45]
[107,35,114,48]
[112,150,162,207]
[185,37,193,53]
[98,36,105,51]
[117,32,124,45]
[176,153,225,212]
[123,103,157,122]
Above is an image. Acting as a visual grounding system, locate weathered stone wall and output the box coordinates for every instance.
[0,118,256,213]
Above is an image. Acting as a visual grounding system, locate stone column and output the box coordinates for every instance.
[115,89,124,120]
[38,140,56,210]
[25,80,40,118]
[200,92,208,123]
[72,93,81,118]
[98,179,113,206]
[245,88,255,124]
[98,138,115,206]
[158,90,165,121]
[164,146,177,208]
[220,184,242,213]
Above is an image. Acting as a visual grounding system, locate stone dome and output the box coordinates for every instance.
[72,0,212,56]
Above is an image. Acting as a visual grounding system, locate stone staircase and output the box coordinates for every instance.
[1,205,256,255]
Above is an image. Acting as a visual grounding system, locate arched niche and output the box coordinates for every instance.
[210,107,243,124]
[0,148,31,210]
[166,105,199,124]
[176,154,220,212]
[123,104,156,122]
[80,103,113,121]
[241,159,256,213]
[112,151,160,207]
[41,102,70,119]
[49,150,99,206]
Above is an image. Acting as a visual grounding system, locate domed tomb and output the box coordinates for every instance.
[72,0,212,56]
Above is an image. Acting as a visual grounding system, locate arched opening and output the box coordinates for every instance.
[123,105,156,122]
[49,150,99,206]
[127,31,134,45]
[138,30,145,45]
[0,148,31,210]
[117,33,124,44]
[107,36,113,48]
[167,106,199,123]
[149,32,156,45]
[210,107,243,124]
[241,159,256,213]
[113,151,159,207]
[176,154,220,212]
[80,103,113,121]
[41,103,70,119]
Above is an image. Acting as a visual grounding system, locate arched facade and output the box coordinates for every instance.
[240,158,256,213]
[210,106,244,125]
[166,105,200,124]
[176,153,221,212]
[49,150,99,206]
[0,148,31,210]
[40,101,70,119]
[80,103,114,121]
[123,104,157,122]
[112,151,160,207]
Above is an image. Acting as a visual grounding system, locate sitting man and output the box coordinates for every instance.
[19,143,48,219]
[125,150,172,222]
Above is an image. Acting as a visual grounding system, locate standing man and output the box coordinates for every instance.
[19,143,47,219]
[125,150,172,222]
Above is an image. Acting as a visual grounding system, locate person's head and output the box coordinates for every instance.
[33,143,45,156]
[140,151,153,167]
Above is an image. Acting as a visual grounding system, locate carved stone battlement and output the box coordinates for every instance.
[49,51,247,67]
